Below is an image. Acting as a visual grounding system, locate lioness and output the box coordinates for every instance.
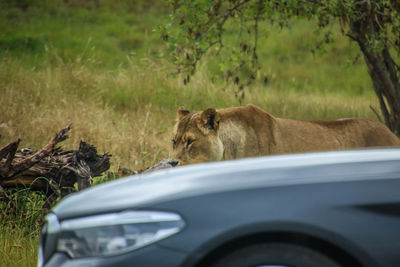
[171,104,400,165]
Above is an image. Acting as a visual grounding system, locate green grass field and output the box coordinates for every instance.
[0,1,381,266]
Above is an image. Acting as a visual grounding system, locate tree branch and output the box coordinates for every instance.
[5,123,72,179]
[0,139,20,174]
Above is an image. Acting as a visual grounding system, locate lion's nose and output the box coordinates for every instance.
[169,160,179,167]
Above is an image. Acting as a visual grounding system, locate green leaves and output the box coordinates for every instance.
[162,0,400,93]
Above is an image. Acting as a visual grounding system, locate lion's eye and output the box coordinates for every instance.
[172,139,177,149]
[186,139,194,148]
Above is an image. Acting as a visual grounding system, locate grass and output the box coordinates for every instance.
[0,57,378,170]
[0,189,46,267]
[0,1,382,266]
[0,227,39,267]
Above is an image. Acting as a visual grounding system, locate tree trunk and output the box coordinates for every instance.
[349,3,400,136]
[357,42,400,136]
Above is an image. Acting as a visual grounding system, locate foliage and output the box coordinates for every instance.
[163,0,399,82]
[163,0,400,134]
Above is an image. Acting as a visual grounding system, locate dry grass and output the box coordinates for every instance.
[0,57,379,174]
[1,60,171,171]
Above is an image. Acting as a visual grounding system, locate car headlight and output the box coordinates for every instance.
[49,210,185,258]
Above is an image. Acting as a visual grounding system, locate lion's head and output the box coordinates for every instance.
[170,107,223,165]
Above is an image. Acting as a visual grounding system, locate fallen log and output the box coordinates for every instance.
[117,158,178,177]
[141,158,178,173]
[0,124,111,205]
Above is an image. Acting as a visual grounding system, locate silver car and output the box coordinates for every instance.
[39,149,400,267]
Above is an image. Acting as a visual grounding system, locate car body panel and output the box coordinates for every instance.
[54,149,400,218]
[42,149,400,267]
[154,179,400,267]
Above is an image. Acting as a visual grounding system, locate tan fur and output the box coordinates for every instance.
[170,104,400,165]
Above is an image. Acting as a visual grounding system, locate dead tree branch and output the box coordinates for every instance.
[0,124,111,204]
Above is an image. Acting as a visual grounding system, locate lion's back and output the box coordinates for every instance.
[301,118,400,148]
[354,118,400,146]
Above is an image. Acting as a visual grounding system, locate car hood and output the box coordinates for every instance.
[53,149,400,220]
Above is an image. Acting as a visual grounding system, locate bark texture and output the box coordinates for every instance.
[0,124,111,206]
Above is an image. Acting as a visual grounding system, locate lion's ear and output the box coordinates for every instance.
[177,106,190,120]
[199,108,220,133]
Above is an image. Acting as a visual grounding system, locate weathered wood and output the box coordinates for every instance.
[0,124,111,203]
[0,139,20,175]
[116,158,177,177]
[141,158,177,173]
[5,124,72,179]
